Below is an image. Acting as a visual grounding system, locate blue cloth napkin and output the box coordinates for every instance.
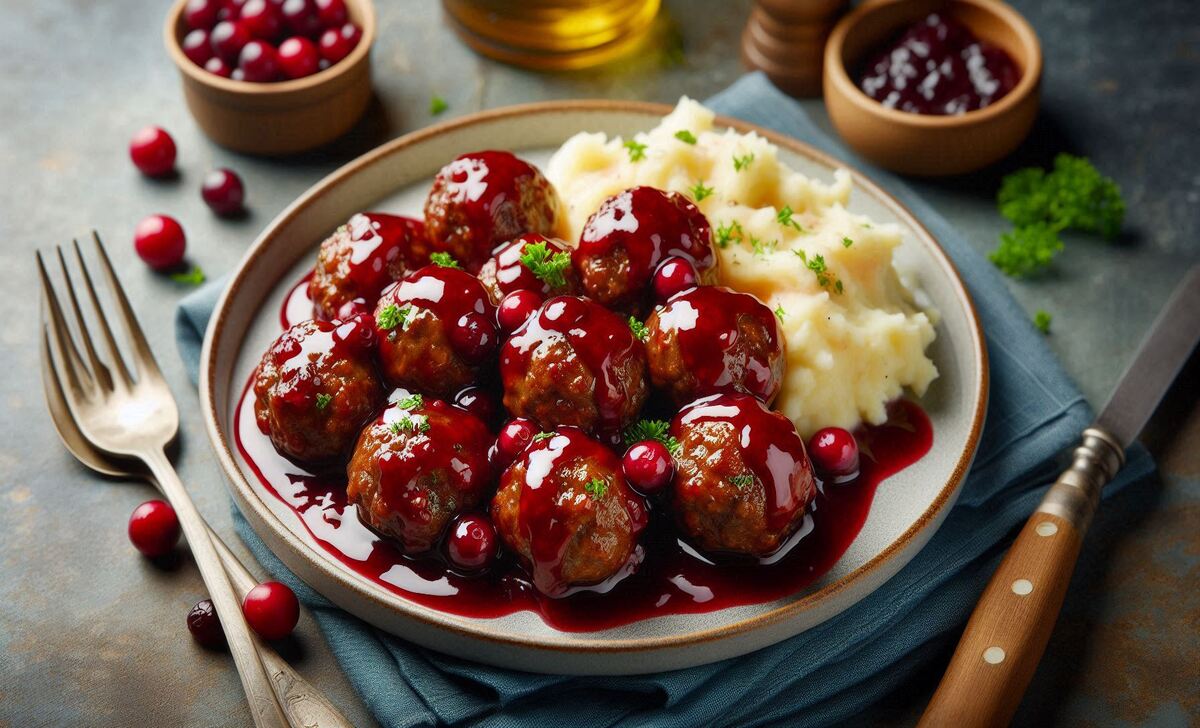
[177,72,1155,727]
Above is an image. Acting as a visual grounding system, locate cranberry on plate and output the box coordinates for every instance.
[201,168,246,216]
[452,385,498,425]
[129,126,177,177]
[622,440,674,496]
[186,599,226,649]
[445,513,499,571]
[808,427,860,481]
[493,416,537,466]
[652,255,699,303]
[242,581,300,640]
[134,215,187,270]
[496,289,542,334]
[128,500,181,557]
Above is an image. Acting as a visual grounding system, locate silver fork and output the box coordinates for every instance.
[38,233,293,728]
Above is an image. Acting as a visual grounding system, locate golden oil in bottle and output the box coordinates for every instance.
[443,0,662,70]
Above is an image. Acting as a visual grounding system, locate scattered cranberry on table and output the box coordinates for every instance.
[186,599,226,649]
[127,500,181,558]
[201,168,246,216]
[129,126,177,177]
[445,514,498,571]
[241,580,300,640]
[134,215,187,270]
[652,255,699,302]
[622,440,674,495]
[496,290,542,333]
[808,426,860,481]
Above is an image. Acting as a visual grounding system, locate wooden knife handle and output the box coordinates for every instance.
[920,428,1125,728]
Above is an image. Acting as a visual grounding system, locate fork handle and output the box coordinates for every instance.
[142,448,291,728]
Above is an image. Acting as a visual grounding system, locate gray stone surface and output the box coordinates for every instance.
[1,0,1196,726]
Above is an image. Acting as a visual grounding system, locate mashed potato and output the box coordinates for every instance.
[546,98,938,436]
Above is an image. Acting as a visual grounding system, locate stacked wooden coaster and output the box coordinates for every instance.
[741,0,849,98]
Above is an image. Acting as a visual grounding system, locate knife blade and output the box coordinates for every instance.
[1095,265,1200,448]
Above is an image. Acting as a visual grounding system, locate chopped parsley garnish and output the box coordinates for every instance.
[714,220,744,249]
[732,152,755,172]
[991,154,1124,277]
[628,316,649,341]
[395,393,423,410]
[518,240,571,289]
[794,249,843,294]
[315,393,332,411]
[773,304,786,321]
[1034,310,1052,335]
[533,431,555,442]
[430,251,460,268]
[688,181,714,202]
[170,265,206,285]
[750,236,777,257]
[728,473,755,488]
[674,130,697,145]
[623,139,648,162]
[376,304,411,331]
[624,419,681,456]
[390,413,430,434]
[842,237,854,248]
[776,205,804,232]
[429,95,448,115]
[584,478,609,499]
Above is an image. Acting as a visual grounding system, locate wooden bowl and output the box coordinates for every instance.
[163,0,376,156]
[823,0,1041,176]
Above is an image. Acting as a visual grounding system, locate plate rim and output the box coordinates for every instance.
[199,99,990,654]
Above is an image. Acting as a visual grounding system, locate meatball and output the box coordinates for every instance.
[374,264,499,398]
[477,233,581,303]
[491,426,648,596]
[348,395,493,553]
[572,186,718,312]
[645,286,786,406]
[670,393,816,557]
[308,213,428,321]
[424,151,566,272]
[253,316,384,466]
[500,296,648,442]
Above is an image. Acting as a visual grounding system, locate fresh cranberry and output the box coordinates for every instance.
[184,0,221,30]
[314,0,347,27]
[221,0,248,17]
[205,56,233,77]
[182,29,215,66]
[128,126,177,177]
[495,417,536,463]
[653,256,699,302]
[127,500,181,557]
[241,581,300,640]
[186,599,226,649]
[239,0,283,40]
[210,20,252,63]
[449,311,497,362]
[231,68,246,81]
[238,40,280,82]
[497,290,542,334]
[445,514,498,571]
[277,36,320,78]
[317,22,359,63]
[622,440,674,495]
[808,427,860,481]
[335,298,370,320]
[201,168,245,215]
[281,0,322,36]
[453,386,497,424]
[134,215,187,270]
[331,312,377,353]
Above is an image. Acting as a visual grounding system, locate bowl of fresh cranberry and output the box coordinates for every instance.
[164,0,375,155]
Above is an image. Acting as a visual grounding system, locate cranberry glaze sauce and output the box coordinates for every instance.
[237,278,934,631]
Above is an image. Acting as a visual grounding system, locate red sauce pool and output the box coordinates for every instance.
[255,275,934,631]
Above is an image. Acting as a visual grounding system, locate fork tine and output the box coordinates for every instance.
[88,232,166,383]
[57,244,114,392]
[72,238,134,388]
[37,251,94,398]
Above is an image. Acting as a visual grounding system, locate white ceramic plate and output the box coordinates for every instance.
[200,101,988,675]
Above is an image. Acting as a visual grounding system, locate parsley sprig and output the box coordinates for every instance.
[170,265,206,285]
[1034,310,1052,335]
[624,419,681,456]
[688,181,714,202]
[773,304,786,321]
[315,393,332,411]
[429,95,448,115]
[714,220,744,249]
[389,413,430,434]
[732,152,755,172]
[794,249,844,294]
[777,205,804,232]
[623,139,647,162]
[376,304,411,331]
[395,393,423,410]
[728,473,755,488]
[518,240,571,289]
[673,130,697,145]
[584,478,609,499]
[628,316,649,341]
[430,251,460,268]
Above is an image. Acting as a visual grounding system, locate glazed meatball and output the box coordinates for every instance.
[348,395,493,553]
[477,233,580,303]
[670,393,816,557]
[253,316,384,466]
[572,186,718,312]
[309,213,429,321]
[491,426,648,596]
[374,264,499,398]
[424,151,566,272]
[645,286,786,406]
[500,296,648,442]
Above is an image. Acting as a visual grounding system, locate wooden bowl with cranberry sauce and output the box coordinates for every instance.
[163,0,376,156]
[823,0,1041,176]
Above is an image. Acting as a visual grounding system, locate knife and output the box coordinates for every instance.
[920,265,1200,728]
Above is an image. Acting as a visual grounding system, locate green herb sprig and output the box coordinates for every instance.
[624,139,648,162]
[623,419,682,456]
[518,240,571,289]
[430,251,460,269]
